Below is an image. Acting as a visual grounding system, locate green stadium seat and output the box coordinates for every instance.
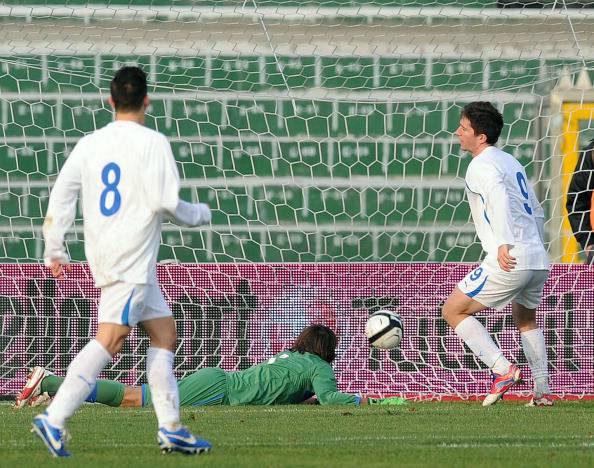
[501,102,537,140]
[0,56,44,92]
[0,143,57,178]
[61,99,111,136]
[488,59,540,90]
[167,99,223,138]
[1,100,59,137]
[45,55,98,92]
[216,140,275,177]
[210,56,263,92]
[443,144,471,177]
[434,232,482,262]
[366,187,417,224]
[375,232,430,262]
[321,57,375,90]
[378,58,426,90]
[264,231,316,262]
[332,141,384,177]
[390,102,444,138]
[386,142,443,176]
[318,231,374,261]
[306,187,364,224]
[144,100,167,135]
[154,56,206,91]
[210,230,264,262]
[171,141,219,179]
[420,187,470,223]
[265,56,316,90]
[209,187,253,225]
[334,102,387,137]
[159,231,210,262]
[281,100,333,138]
[252,186,305,225]
[431,59,483,91]
[0,231,41,262]
[277,141,331,178]
[223,99,283,137]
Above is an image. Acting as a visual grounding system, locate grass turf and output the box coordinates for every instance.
[2,401,594,467]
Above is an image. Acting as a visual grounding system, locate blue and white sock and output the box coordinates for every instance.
[46,339,112,428]
[147,347,180,430]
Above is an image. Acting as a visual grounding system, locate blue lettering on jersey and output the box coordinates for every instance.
[515,172,533,215]
[99,162,122,216]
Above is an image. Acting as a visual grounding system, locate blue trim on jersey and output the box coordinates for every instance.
[477,194,491,225]
[121,289,135,326]
[467,275,489,298]
[141,384,147,407]
[86,385,98,403]
[190,392,225,407]
[354,395,362,405]
[466,183,491,225]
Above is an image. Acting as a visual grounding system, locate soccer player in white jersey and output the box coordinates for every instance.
[32,67,213,457]
[442,102,552,407]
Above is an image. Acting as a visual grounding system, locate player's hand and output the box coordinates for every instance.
[497,244,516,272]
[368,396,407,406]
[49,260,71,279]
[300,396,319,405]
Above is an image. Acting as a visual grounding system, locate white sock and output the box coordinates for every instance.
[521,328,550,394]
[46,339,112,427]
[147,347,180,429]
[454,316,511,375]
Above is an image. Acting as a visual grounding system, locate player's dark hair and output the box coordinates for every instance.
[461,101,503,145]
[110,66,147,112]
[291,325,337,363]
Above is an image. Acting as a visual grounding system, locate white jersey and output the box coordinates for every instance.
[43,120,211,287]
[464,146,549,271]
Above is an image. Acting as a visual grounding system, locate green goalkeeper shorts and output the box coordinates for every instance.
[142,367,229,407]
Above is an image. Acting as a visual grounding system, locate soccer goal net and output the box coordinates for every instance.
[0,1,593,400]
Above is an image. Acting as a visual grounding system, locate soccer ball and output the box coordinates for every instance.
[365,310,404,349]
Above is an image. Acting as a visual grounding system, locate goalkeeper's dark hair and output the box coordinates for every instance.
[110,66,147,112]
[291,325,337,363]
[461,101,503,145]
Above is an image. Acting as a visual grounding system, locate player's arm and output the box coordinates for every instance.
[467,162,516,270]
[310,363,361,405]
[152,135,211,227]
[42,147,83,277]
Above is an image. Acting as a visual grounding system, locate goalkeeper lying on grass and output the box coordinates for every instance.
[16,325,405,409]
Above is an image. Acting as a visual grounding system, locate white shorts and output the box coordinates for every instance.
[98,282,171,327]
[457,263,549,311]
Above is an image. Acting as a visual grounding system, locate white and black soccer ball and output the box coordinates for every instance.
[365,310,404,350]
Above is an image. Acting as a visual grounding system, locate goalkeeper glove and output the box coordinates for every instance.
[368,396,407,406]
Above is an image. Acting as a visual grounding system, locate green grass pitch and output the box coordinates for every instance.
[2,402,594,467]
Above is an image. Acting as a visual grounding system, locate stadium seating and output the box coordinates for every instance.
[0,53,545,262]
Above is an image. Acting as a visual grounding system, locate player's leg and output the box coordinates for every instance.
[138,368,227,409]
[512,270,552,406]
[32,282,137,457]
[443,264,523,406]
[140,283,211,454]
[443,286,513,375]
[27,373,130,408]
[32,322,126,457]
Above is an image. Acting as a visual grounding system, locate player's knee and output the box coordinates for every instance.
[150,329,177,351]
[100,335,125,356]
[441,300,454,322]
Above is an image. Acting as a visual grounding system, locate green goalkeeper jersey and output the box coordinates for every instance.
[226,350,358,406]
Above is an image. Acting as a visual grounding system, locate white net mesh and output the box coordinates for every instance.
[1,1,593,398]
